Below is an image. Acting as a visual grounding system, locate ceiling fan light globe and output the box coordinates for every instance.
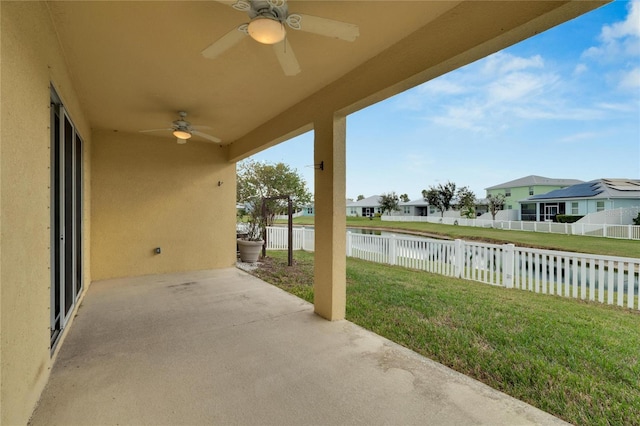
[173,129,192,139]
[248,17,285,44]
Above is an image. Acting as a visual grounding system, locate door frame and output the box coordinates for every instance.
[544,204,559,222]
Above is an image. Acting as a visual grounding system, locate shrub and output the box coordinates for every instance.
[556,215,584,223]
[633,212,640,226]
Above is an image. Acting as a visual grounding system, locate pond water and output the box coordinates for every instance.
[348,227,447,241]
[275,225,437,240]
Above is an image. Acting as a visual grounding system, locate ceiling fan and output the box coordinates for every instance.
[201,0,359,76]
[139,111,222,144]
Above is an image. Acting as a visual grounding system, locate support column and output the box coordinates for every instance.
[313,114,346,320]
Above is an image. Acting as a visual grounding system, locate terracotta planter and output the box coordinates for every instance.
[237,239,264,263]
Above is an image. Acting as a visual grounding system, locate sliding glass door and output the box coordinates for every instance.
[50,88,83,350]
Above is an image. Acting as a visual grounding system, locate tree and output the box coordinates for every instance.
[357,194,365,201]
[487,193,506,220]
[237,160,312,226]
[456,186,476,218]
[379,192,400,215]
[422,188,441,216]
[440,182,457,212]
[400,193,410,203]
[422,181,456,217]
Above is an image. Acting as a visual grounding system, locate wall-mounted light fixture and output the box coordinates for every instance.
[218,181,224,186]
[306,161,324,171]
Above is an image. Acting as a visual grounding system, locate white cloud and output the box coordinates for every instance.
[582,0,640,62]
[619,67,640,89]
[425,63,564,131]
[431,115,487,132]
[601,0,640,42]
[481,52,544,75]
[395,78,468,111]
[392,93,426,111]
[558,132,601,143]
[430,100,490,132]
[397,7,639,137]
[573,63,588,76]
[396,50,557,125]
[581,45,602,59]
[487,72,557,104]
[511,104,608,121]
[426,64,613,131]
[596,101,639,112]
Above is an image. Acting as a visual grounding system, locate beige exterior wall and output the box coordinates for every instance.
[0,4,235,421]
[0,2,92,424]
[91,131,236,281]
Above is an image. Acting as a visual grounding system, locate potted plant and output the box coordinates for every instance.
[237,204,265,263]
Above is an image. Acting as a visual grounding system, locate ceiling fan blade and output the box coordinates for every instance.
[212,0,237,5]
[294,14,359,42]
[139,128,173,133]
[273,39,301,76]
[192,130,222,143]
[201,27,247,59]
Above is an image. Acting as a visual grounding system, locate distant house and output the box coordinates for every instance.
[397,198,430,216]
[486,175,583,213]
[300,203,314,216]
[520,178,640,222]
[397,198,489,217]
[474,198,490,216]
[347,195,382,217]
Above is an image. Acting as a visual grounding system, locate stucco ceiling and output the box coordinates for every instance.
[47,1,605,154]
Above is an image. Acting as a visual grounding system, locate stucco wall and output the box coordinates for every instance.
[572,198,640,217]
[91,131,236,280]
[577,205,640,224]
[0,2,91,424]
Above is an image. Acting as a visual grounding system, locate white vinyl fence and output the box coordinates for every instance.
[264,226,640,310]
[381,215,640,240]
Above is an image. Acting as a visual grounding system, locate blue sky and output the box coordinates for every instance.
[248,0,640,201]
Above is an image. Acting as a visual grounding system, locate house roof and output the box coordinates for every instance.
[401,198,430,207]
[347,195,381,207]
[486,175,583,190]
[526,179,640,201]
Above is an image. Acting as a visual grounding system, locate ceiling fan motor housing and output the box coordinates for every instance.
[247,0,288,22]
[140,111,221,143]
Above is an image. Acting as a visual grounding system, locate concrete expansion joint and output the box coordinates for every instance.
[229,307,311,329]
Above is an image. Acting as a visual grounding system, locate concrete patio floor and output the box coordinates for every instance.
[30,268,566,425]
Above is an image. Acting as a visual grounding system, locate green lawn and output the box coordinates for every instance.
[252,250,640,426]
[274,216,640,258]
